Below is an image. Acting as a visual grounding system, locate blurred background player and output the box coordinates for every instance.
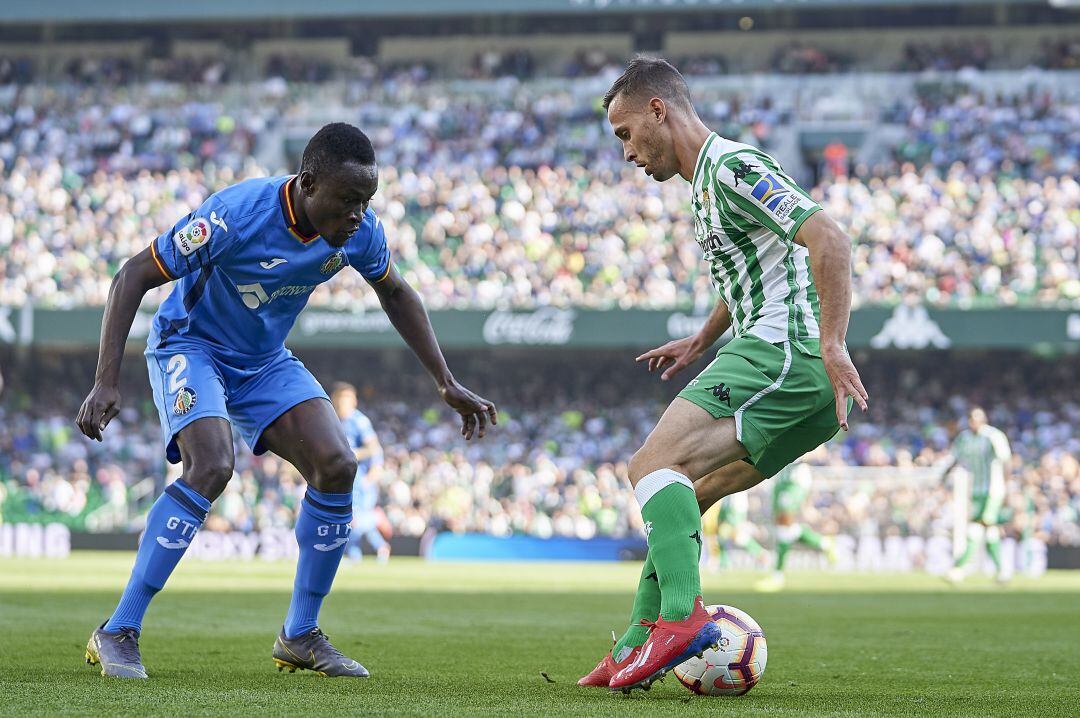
[330,382,390,563]
[755,462,837,592]
[701,492,766,572]
[945,407,1012,584]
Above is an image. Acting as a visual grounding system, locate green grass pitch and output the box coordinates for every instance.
[1,553,1077,717]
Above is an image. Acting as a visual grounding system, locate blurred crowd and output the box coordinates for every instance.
[0,73,1077,309]
[1,32,1076,86]
[1,48,1078,549]
[1,352,1077,547]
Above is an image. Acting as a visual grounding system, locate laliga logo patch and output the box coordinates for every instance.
[320,251,345,275]
[173,217,212,256]
[700,187,711,215]
[173,387,198,415]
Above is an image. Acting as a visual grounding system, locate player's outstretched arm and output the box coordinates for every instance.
[793,211,869,431]
[635,301,731,381]
[76,247,171,441]
[368,264,497,440]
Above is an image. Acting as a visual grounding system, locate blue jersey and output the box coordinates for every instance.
[148,175,391,360]
[342,409,383,474]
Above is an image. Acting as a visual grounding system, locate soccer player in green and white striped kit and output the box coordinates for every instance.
[755,462,837,592]
[945,407,1012,584]
[580,57,869,693]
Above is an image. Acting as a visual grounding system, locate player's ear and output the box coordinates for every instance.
[650,97,668,124]
[297,170,316,195]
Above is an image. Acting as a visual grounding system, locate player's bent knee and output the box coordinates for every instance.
[311,451,358,494]
[627,448,689,487]
[184,462,234,502]
[695,461,765,513]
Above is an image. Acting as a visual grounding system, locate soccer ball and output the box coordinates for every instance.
[672,604,767,696]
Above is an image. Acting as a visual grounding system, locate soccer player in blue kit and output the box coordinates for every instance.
[76,123,497,679]
[330,382,390,562]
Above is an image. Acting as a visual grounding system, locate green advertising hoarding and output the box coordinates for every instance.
[16,305,1080,351]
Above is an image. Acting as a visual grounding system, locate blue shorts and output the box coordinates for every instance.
[146,341,329,464]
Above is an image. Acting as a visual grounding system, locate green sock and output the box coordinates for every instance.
[776,540,792,571]
[612,555,659,660]
[986,537,1002,572]
[954,538,975,569]
[718,542,732,570]
[638,477,702,621]
[798,526,824,551]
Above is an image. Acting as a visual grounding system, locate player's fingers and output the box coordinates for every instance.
[100,405,120,431]
[660,356,688,382]
[847,378,868,412]
[636,344,675,363]
[82,403,103,441]
[486,402,498,426]
[636,347,662,362]
[75,403,88,435]
[463,413,476,440]
[476,408,488,438]
[850,374,870,408]
[834,386,849,431]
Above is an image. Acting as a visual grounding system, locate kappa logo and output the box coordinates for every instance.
[313,537,349,552]
[260,258,288,269]
[209,210,228,232]
[706,383,732,406]
[644,521,654,539]
[732,161,756,186]
[870,305,951,349]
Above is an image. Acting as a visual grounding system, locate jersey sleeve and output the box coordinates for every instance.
[350,210,392,283]
[356,413,376,442]
[356,413,383,465]
[712,150,821,241]
[150,193,237,280]
[989,429,1012,463]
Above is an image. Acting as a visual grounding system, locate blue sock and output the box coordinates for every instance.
[104,479,211,633]
[284,488,353,638]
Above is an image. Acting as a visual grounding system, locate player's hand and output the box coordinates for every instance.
[822,343,868,431]
[438,380,498,440]
[76,382,122,442]
[635,335,707,381]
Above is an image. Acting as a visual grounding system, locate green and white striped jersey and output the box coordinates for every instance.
[691,133,823,352]
[952,425,1011,498]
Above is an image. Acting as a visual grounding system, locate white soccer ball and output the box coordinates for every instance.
[673,604,767,696]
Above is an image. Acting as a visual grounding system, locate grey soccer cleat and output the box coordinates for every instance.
[273,628,370,678]
[85,623,149,679]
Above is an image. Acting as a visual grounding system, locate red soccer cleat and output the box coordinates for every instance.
[577,641,643,687]
[609,596,721,693]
